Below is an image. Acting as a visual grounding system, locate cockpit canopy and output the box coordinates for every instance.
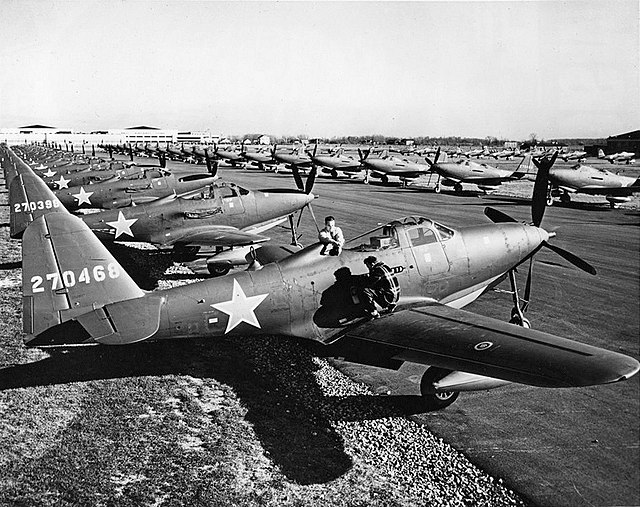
[184,182,250,201]
[345,216,455,252]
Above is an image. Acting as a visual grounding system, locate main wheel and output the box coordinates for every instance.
[454,183,463,194]
[560,192,571,204]
[420,367,460,411]
[207,263,231,277]
[381,175,389,185]
[331,169,338,179]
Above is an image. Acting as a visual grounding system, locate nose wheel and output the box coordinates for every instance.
[507,269,532,328]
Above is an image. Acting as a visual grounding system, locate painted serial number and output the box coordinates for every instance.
[31,263,120,293]
[14,199,61,213]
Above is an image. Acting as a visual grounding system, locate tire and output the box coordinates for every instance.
[331,169,338,179]
[454,183,463,194]
[381,175,389,185]
[560,193,570,204]
[208,263,231,277]
[420,367,460,411]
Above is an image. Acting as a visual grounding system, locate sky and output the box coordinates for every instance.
[0,0,638,140]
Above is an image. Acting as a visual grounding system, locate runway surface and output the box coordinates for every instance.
[182,159,640,507]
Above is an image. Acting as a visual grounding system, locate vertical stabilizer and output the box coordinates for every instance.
[511,153,534,179]
[9,173,64,238]
[22,212,145,339]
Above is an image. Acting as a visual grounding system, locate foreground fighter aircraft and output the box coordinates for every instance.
[543,159,640,207]
[425,148,535,193]
[12,143,639,410]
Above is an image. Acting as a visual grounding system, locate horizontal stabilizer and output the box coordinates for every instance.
[343,304,639,388]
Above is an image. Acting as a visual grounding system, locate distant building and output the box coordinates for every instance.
[176,131,218,144]
[607,130,640,154]
[504,141,519,149]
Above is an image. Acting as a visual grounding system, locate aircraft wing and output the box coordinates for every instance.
[150,225,270,247]
[575,185,640,197]
[338,303,639,388]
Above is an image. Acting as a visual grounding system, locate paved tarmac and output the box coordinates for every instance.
[119,154,639,506]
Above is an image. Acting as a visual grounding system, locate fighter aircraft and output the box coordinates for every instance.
[271,144,313,170]
[490,148,521,160]
[358,149,432,185]
[462,146,490,158]
[52,167,217,211]
[14,144,639,410]
[240,145,278,171]
[10,158,318,276]
[425,148,535,193]
[542,158,640,207]
[598,149,636,165]
[558,150,587,162]
[211,144,246,167]
[308,145,363,179]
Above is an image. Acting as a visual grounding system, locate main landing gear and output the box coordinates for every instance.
[420,367,460,410]
[507,269,531,328]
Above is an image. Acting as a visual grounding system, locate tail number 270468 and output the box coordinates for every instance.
[30,263,120,293]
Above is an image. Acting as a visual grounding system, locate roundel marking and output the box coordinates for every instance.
[474,341,494,351]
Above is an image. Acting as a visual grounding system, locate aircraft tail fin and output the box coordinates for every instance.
[22,212,147,344]
[9,172,65,238]
[511,153,535,179]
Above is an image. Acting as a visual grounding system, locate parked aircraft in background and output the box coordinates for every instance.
[271,144,313,169]
[12,142,638,411]
[53,167,217,211]
[490,148,521,160]
[558,150,587,162]
[598,149,636,165]
[308,145,363,178]
[425,149,537,193]
[358,149,432,185]
[462,147,490,158]
[240,145,278,171]
[543,159,640,207]
[10,161,317,276]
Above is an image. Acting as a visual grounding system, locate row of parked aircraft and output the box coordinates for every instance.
[35,139,640,210]
[2,141,638,411]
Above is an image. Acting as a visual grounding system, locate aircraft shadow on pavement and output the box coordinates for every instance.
[0,335,429,485]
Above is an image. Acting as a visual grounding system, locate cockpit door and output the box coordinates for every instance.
[407,225,450,276]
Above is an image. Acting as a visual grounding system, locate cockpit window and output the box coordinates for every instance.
[407,227,438,246]
[433,222,454,241]
[219,186,238,198]
[237,186,250,196]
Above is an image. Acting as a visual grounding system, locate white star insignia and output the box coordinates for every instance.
[106,211,138,238]
[72,187,94,205]
[55,175,71,189]
[43,169,57,177]
[211,279,268,334]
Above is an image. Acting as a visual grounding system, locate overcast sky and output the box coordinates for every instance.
[1,0,637,140]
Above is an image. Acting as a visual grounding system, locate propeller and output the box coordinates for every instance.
[483,151,594,323]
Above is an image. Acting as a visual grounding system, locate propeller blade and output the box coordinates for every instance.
[92,144,95,157]
[205,154,218,177]
[433,147,441,165]
[531,151,558,227]
[543,241,596,275]
[305,165,317,194]
[292,166,304,191]
[82,144,85,155]
[484,207,518,223]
